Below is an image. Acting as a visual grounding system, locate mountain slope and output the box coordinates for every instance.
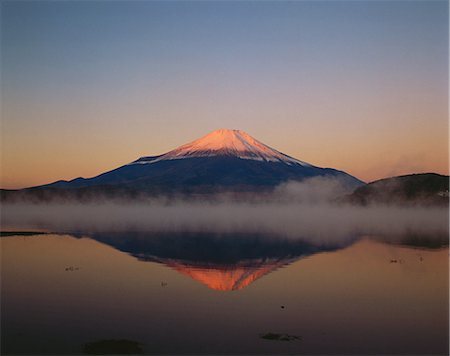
[2,129,364,200]
[345,173,449,205]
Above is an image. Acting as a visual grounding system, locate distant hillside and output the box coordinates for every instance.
[345,173,449,206]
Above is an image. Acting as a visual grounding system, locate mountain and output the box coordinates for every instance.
[345,173,449,206]
[1,129,363,200]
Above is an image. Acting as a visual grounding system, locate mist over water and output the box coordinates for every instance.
[2,179,449,356]
[2,178,448,246]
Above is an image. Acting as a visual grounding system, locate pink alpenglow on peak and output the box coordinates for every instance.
[11,128,364,195]
[134,129,311,166]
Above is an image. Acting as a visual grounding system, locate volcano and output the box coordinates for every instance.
[4,129,363,199]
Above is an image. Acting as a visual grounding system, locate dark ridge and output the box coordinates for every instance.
[0,231,50,237]
[344,173,449,206]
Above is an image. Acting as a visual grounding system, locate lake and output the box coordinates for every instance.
[1,228,448,355]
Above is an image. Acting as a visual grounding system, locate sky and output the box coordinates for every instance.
[1,0,448,189]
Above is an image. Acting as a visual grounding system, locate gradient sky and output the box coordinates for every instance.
[1,0,448,188]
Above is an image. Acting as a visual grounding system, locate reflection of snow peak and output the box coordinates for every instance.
[158,257,299,291]
[133,129,310,166]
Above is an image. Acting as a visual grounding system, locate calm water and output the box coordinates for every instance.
[1,229,448,355]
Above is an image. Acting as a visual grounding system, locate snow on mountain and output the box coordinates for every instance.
[7,128,364,198]
[131,129,311,166]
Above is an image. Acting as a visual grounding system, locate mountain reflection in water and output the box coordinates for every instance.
[1,229,448,355]
[72,232,351,291]
[68,230,448,292]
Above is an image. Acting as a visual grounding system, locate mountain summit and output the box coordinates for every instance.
[4,129,364,199]
[133,129,309,166]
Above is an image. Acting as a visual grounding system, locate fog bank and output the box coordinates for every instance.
[1,177,448,245]
[2,201,447,244]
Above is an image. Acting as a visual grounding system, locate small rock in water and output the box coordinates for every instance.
[65,266,80,272]
[260,333,301,342]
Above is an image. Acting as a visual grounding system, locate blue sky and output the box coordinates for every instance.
[1,0,448,187]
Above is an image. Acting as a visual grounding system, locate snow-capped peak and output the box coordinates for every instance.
[132,129,311,166]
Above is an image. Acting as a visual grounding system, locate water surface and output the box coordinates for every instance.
[1,231,448,355]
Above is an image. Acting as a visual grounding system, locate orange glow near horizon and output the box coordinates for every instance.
[2,1,448,189]
[1,125,448,189]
